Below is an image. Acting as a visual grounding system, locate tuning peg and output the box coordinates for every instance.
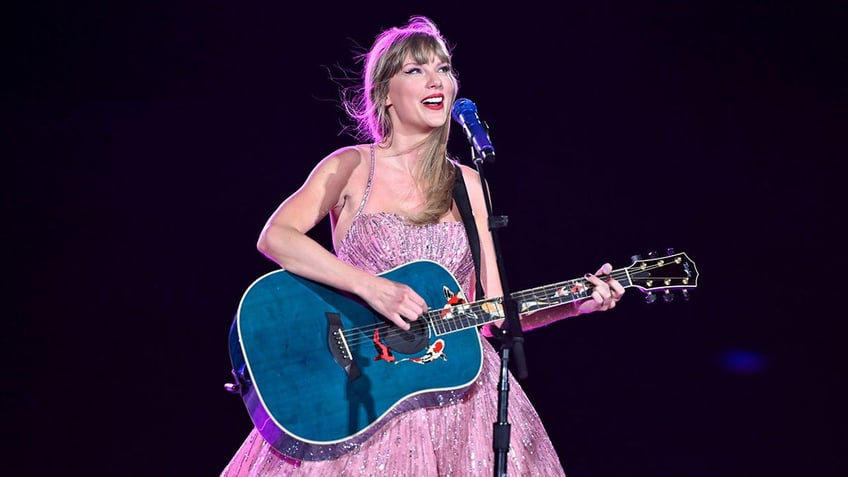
[666,247,675,255]
[662,290,675,302]
[645,292,657,304]
[648,250,658,258]
[681,289,690,301]
[631,254,642,262]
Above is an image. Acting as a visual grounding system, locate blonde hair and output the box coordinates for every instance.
[344,16,459,224]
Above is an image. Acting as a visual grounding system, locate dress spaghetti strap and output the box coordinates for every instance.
[353,144,376,218]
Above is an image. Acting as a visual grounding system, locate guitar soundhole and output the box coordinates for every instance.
[383,319,430,355]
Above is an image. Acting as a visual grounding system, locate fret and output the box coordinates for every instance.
[428,252,696,337]
[430,310,447,336]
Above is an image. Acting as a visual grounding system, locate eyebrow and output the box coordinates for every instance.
[403,59,449,68]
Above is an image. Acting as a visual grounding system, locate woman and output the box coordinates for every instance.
[223,15,624,476]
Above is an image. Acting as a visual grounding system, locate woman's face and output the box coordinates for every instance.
[385,52,455,136]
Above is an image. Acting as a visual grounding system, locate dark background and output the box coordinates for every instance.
[9,1,845,476]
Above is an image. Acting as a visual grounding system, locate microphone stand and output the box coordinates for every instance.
[466,145,528,477]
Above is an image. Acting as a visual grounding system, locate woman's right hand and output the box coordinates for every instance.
[358,275,428,330]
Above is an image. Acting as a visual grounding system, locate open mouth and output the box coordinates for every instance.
[422,95,444,109]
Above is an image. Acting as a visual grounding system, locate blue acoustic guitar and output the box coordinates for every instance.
[225,251,698,461]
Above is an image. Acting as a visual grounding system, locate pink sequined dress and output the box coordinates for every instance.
[222,149,566,476]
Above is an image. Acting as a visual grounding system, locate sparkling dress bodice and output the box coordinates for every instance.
[336,211,475,297]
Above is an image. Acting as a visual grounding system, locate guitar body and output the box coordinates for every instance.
[229,260,484,461]
[228,250,700,461]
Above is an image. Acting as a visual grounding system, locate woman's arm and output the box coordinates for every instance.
[257,147,427,330]
[257,147,362,286]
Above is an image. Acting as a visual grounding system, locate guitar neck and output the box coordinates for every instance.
[424,250,699,336]
[424,268,633,336]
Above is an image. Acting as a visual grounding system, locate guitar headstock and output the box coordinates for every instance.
[625,249,699,303]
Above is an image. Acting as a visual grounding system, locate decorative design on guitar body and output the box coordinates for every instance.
[372,328,395,363]
[439,286,469,315]
[395,339,447,364]
[438,286,478,328]
[372,285,469,366]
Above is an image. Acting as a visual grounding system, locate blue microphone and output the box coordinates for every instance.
[451,98,495,160]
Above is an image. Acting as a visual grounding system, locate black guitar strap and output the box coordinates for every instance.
[452,164,486,300]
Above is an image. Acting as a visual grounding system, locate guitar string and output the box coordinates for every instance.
[335,265,691,348]
[332,262,690,349]
[337,269,625,345]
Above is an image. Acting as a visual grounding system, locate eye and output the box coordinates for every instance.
[438,65,452,74]
[403,66,422,75]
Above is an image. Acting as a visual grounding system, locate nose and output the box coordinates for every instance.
[427,71,443,88]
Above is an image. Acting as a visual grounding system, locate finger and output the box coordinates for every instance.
[399,285,428,310]
[602,289,613,307]
[585,273,612,296]
[401,292,428,316]
[584,272,604,287]
[609,280,625,300]
[398,303,422,322]
[591,264,617,306]
[589,289,609,307]
[390,313,411,330]
[590,283,613,307]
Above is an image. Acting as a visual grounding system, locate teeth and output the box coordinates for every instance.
[422,97,443,104]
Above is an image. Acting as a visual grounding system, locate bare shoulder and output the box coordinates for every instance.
[455,163,484,196]
[306,144,373,217]
[312,144,369,178]
[456,162,481,185]
[454,162,495,216]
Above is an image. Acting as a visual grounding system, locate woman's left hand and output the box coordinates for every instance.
[576,262,626,314]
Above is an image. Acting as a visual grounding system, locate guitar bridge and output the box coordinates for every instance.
[326,312,361,381]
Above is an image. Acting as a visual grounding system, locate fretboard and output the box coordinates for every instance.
[426,268,634,336]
